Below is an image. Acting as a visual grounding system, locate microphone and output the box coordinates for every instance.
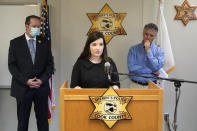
[104,62,111,82]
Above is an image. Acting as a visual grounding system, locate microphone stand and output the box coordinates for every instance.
[117,72,197,131]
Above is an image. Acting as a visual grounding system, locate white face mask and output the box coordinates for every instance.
[30,27,40,37]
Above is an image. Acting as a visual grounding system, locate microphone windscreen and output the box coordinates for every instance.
[104,62,110,68]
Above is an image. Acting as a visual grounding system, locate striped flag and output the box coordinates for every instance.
[156,0,175,74]
[40,0,55,123]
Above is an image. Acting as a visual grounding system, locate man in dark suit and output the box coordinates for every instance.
[8,15,54,131]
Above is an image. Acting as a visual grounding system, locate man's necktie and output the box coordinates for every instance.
[29,39,36,64]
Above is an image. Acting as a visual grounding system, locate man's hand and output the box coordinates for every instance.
[27,77,38,88]
[144,40,150,51]
[26,77,42,88]
[34,78,42,87]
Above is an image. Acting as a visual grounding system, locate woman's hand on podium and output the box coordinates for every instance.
[74,86,82,89]
[112,85,119,89]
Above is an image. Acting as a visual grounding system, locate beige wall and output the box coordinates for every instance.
[163,1,197,131]
[1,0,197,131]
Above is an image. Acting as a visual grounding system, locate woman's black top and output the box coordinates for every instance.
[70,58,120,88]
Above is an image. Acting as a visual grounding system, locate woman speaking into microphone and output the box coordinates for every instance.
[70,31,120,89]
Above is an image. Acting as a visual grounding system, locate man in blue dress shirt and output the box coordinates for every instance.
[127,23,164,88]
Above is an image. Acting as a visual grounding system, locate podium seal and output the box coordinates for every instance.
[89,87,132,128]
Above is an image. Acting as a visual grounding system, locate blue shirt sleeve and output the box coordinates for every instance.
[127,46,152,74]
[146,46,165,72]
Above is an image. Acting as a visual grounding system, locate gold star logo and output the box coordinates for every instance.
[89,87,132,128]
[174,0,197,25]
[87,3,127,44]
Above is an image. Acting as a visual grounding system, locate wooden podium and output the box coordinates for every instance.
[60,81,163,131]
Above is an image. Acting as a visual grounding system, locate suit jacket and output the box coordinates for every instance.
[8,34,54,98]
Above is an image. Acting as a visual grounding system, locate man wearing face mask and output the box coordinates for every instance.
[8,15,54,131]
[127,23,164,88]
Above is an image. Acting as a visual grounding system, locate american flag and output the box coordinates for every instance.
[41,0,51,45]
[40,0,55,123]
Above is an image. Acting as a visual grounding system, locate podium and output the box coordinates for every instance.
[60,80,163,131]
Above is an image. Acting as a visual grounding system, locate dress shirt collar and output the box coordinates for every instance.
[25,33,36,41]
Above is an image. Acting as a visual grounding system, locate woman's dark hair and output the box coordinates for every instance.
[78,31,108,62]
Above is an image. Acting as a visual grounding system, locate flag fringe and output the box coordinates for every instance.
[52,105,56,110]
[166,65,175,74]
[48,118,52,123]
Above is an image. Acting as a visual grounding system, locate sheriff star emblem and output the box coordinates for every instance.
[174,0,197,25]
[89,87,132,128]
[87,3,127,44]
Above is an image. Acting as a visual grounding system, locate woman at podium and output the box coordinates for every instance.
[70,31,120,89]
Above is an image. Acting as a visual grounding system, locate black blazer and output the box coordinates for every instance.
[70,58,120,88]
[8,34,54,98]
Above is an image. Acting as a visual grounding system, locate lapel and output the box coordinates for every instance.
[34,36,43,64]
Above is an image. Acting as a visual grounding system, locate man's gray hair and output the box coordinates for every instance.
[144,23,158,33]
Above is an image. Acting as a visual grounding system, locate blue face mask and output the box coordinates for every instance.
[30,27,40,37]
